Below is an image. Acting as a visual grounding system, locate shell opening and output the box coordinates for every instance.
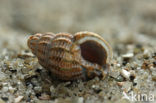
[80,40,107,66]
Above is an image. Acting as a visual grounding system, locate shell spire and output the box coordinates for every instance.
[27,31,113,81]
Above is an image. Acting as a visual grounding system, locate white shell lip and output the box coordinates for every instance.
[74,31,113,63]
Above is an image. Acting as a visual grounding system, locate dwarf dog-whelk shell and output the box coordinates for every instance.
[27,31,113,81]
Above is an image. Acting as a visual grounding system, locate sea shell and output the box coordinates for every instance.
[27,31,113,80]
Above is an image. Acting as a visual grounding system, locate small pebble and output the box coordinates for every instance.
[122,53,134,58]
[0,72,6,81]
[110,70,120,78]
[14,96,24,103]
[2,87,9,92]
[141,61,150,69]
[92,85,102,93]
[120,69,130,80]
[73,97,84,103]
[116,75,124,82]
[38,93,51,100]
[117,82,125,87]
[1,97,8,102]
[17,52,33,59]
[8,86,16,93]
[116,64,121,67]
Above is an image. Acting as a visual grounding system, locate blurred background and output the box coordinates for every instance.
[0,0,156,50]
[0,0,156,35]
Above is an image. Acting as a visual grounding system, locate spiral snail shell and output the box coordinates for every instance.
[27,31,112,81]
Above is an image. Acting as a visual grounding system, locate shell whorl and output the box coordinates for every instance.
[27,31,112,80]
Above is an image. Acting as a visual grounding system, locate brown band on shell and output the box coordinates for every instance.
[27,31,113,81]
